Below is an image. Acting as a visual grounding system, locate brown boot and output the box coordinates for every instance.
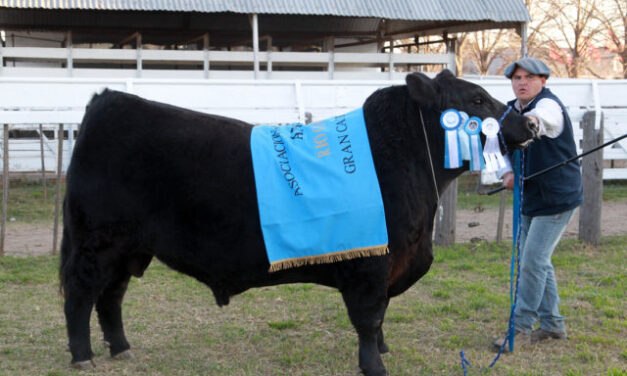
[492,330,529,352]
[530,328,567,343]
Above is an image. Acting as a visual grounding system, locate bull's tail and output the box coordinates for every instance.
[59,199,72,297]
[59,88,120,296]
[59,88,109,290]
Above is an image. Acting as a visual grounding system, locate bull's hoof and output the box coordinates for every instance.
[71,359,96,370]
[378,343,389,354]
[361,369,387,376]
[360,366,388,376]
[112,349,134,360]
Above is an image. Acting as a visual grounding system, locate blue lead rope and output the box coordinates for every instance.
[459,121,524,374]
[460,350,471,376]
[509,150,524,352]
[490,149,524,364]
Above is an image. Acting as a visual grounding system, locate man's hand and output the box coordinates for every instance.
[502,171,515,190]
[526,115,539,128]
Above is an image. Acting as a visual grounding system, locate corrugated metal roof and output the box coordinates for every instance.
[0,0,530,22]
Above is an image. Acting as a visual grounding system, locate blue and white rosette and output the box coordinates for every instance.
[458,111,471,161]
[464,116,484,171]
[481,117,507,172]
[440,109,463,169]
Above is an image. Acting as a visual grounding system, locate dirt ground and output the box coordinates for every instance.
[3,201,626,256]
[455,200,627,242]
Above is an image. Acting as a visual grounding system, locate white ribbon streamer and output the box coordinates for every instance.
[481,117,507,172]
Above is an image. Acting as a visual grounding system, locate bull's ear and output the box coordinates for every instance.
[435,69,456,80]
[406,72,438,109]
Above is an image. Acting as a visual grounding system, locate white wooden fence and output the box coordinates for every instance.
[0,47,454,80]
[0,76,626,179]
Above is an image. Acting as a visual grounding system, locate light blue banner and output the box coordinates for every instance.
[250,109,389,271]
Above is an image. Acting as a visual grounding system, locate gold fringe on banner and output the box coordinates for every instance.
[268,245,389,273]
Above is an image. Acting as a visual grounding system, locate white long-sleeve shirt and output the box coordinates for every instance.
[497,95,565,177]
[519,97,564,138]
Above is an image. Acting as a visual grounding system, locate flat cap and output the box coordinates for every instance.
[504,57,551,79]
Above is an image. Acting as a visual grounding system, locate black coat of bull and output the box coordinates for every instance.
[60,70,536,375]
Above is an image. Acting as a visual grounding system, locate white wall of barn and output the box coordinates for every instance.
[0,76,626,179]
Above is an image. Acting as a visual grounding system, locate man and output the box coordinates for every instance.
[493,57,583,351]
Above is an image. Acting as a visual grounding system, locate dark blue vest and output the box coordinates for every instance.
[508,87,583,216]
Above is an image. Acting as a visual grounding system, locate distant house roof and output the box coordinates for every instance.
[0,0,531,23]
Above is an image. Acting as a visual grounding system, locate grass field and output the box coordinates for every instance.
[0,179,625,374]
[0,236,625,375]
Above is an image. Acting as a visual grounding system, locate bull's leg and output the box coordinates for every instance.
[63,259,97,369]
[341,285,389,376]
[377,298,390,354]
[96,272,132,359]
[96,253,152,359]
[61,227,97,368]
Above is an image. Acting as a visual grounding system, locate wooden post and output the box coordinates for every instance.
[387,39,394,80]
[0,124,8,256]
[266,36,273,77]
[328,50,335,80]
[250,14,260,79]
[39,124,48,201]
[445,34,457,73]
[136,32,142,78]
[66,30,73,77]
[519,22,528,58]
[434,179,457,246]
[496,189,507,242]
[433,41,459,247]
[52,124,64,255]
[579,111,603,245]
[0,36,3,75]
[326,36,335,79]
[203,33,210,79]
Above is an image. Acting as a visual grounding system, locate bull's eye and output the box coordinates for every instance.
[473,97,484,105]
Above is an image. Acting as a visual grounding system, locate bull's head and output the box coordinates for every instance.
[406,70,538,149]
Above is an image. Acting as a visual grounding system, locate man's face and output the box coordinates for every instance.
[510,67,546,106]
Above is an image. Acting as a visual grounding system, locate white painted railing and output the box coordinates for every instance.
[0,47,454,80]
[1,77,626,179]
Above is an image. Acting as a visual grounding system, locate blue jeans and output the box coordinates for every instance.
[514,208,576,334]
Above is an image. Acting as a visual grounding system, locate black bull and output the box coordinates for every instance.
[60,70,537,375]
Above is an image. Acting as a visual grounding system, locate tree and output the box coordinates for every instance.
[453,33,468,75]
[530,0,606,78]
[593,0,626,78]
[457,0,560,77]
[464,29,511,75]
[523,0,560,58]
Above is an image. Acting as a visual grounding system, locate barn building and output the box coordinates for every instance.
[0,0,531,79]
